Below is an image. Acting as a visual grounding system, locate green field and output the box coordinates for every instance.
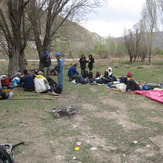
[0,57,163,163]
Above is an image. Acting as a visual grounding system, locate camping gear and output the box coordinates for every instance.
[0,89,9,100]
[146,83,163,90]
[1,76,11,89]
[135,90,163,103]
[0,142,25,163]
[50,69,57,76]
[47,106,79,118]
[116,83,127,90]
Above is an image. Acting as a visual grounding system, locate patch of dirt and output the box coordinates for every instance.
[89,87,98,93]
[97,97,147,130]
[149,135,163,153]
[149,117,163,125]
[1,86,162,163]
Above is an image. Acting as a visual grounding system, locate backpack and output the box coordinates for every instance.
[0,88,9,100]
[50,69,57,76]
[0,146,13,163]
[47,78,62,94]
[1,77,11,88]
[53,85,62,94]
[119,77,126,83]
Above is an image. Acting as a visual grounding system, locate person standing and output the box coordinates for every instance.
[42,50,51,78]
[55,53,64,92]
[88,54,94,72]
[79,55,87,77]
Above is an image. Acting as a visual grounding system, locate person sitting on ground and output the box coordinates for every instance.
[67,64,79,81]
[124,72,140,92]
[21,69,35,91]
[11,72,22,88]
[0,75,11,89]
[34,71,58,95]
[104,67,117,82]
[31,69,39,78]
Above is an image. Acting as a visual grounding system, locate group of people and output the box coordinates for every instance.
[67,64,118,85]
[67,63,163,92]
[68,54,94,81]
[1,51,162,99]
[0,51,64,96]
[42,51,64,90]
[79,54,94,77]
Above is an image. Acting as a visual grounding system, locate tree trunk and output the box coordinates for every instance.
[19,52,26,73]
[8,50,19,77]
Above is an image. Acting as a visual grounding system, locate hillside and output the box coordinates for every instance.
[0,18,163,59]
[52,20,106,57]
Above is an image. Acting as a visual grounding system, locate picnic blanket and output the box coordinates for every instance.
[135,90,163,103]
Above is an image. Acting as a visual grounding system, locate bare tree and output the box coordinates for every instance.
[156,0,163,16]
[138,19,149,63]
[156,0,163,40]
[28,0,104,69]
[0,0,31,76]
[124,29,136,63]
[142,0,157,63]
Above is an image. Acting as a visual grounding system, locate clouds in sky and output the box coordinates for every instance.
[80,0,146,38]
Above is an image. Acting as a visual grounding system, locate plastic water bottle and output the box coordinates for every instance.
[74,142,81,151]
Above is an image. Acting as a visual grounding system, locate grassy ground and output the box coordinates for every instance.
[0,56,163,163]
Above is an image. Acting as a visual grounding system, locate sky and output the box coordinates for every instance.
[80,0,147,38]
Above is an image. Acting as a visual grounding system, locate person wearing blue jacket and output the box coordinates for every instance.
[68,64,79,81]
[55,53,64,92]
[21,69,34,91]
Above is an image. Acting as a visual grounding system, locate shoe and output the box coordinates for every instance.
[48,92,59,96]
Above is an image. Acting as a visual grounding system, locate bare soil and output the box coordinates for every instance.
[1,85,162,163]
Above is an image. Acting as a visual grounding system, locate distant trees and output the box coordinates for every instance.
[105,38,126,58]
[142,0,157,63]
[124,0,162,64]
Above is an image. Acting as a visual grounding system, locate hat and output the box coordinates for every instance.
[55,53,61,57]
[45,51,50,55]
[37,71,43,75]
[127,72,133,77]
[14,72,21,77]
[108,67,112,71]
